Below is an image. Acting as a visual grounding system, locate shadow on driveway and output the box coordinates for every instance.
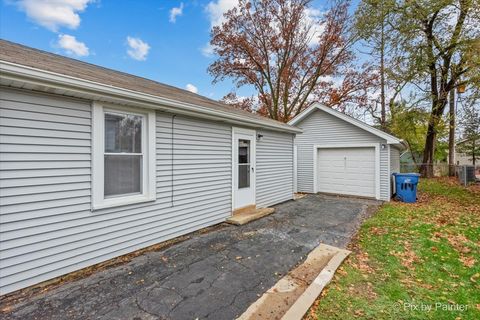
[2,194,381,320]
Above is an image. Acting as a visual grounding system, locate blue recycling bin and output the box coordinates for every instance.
[393,173,420,203]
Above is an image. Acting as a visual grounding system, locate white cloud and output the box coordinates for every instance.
[201,43,215,57]
[15,0,93,32]
[318,75,342,88]
[126,36,150,61]
[57,34,89,56]
[169,3,184,23]
[304,8,325,46]
[205,0,237,28]
[185,84,198,94]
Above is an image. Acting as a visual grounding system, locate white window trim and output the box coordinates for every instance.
[312,143,381,200]
[92,102,156,210]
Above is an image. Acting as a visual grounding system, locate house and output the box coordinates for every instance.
[455,138,479,166]
[0,40,301,295]
[289,104,404,201]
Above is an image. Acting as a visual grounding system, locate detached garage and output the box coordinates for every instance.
[289,104,404,201]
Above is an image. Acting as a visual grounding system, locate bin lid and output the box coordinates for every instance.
[395,173,420,177]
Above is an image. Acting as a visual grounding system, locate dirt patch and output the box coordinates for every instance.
[294,193,308,200]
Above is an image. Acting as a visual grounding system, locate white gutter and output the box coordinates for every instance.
[0,61,302,134]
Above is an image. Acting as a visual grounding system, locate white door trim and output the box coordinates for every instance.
[313,143,380,200]
[232,127,256,211]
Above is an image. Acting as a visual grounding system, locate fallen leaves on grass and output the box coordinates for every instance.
[459,256,476,268]
[470,273,479,283]
[347,282,377,301]
[467,183,480,194]
[446,234,473,254]
[370,227,389,236]
[353,309,365,317]
[311,179,480,319]
[434,209,461,226]
[390,241,420,270]
[350,252,375,274]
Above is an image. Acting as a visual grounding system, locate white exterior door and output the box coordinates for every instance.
[316,147,376,198]
[233,128,255,209]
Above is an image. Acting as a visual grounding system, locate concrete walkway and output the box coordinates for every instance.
[1,194,380,320]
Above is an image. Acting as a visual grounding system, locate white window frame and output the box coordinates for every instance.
[92,102,156,210]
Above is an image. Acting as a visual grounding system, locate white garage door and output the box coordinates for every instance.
[317,147,376,198]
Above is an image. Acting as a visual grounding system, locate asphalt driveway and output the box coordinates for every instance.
[1,194,381,320]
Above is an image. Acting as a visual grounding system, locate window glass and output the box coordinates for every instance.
[105,113,142,153]
[238,139,250,164]
[238,163,250,188]
[104,111,143,198]
[104,155,142,196]
[238,139,250,188]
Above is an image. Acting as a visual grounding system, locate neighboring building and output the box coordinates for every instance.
[455,138,479,166]
[289,104,404,201]
[0,40,301,295]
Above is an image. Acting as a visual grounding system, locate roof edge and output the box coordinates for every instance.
[289,103,403,144]
[0,60,302,134]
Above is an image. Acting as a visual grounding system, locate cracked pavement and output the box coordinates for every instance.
[1,194,380,320]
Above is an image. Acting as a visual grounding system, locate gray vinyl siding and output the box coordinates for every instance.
[294,109,392,201]
[256,130,294,208]
[0,87,232,295]
[380,147,390,200]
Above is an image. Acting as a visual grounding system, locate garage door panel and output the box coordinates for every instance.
[318,171,375,183]
[317,160,344,168]
[317,147,376,198]
[347,161,375,169]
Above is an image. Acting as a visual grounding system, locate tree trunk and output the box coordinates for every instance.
[421,98,446,177]
[448,89,456,176]
[473,140,477,166]
[421,122,436,177]
[379,3,386,130]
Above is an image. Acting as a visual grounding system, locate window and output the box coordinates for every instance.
[238,139,250,188]
[92,103,156,209]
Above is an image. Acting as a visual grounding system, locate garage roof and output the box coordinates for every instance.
[0,40,301,133]
[289,103,404,146]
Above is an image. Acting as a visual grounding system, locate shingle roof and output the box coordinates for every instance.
[0,39,297,132]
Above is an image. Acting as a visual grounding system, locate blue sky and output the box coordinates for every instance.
[0,0,358,100]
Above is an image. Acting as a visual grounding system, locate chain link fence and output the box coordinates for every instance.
[399,163,480,185]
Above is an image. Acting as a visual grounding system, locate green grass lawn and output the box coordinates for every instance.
[308,178,480,320]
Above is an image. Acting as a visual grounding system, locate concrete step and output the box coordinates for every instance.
[226,207,275,225]
[232,204,256,216]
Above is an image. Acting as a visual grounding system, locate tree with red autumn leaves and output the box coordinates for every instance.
[209,0,376,122]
